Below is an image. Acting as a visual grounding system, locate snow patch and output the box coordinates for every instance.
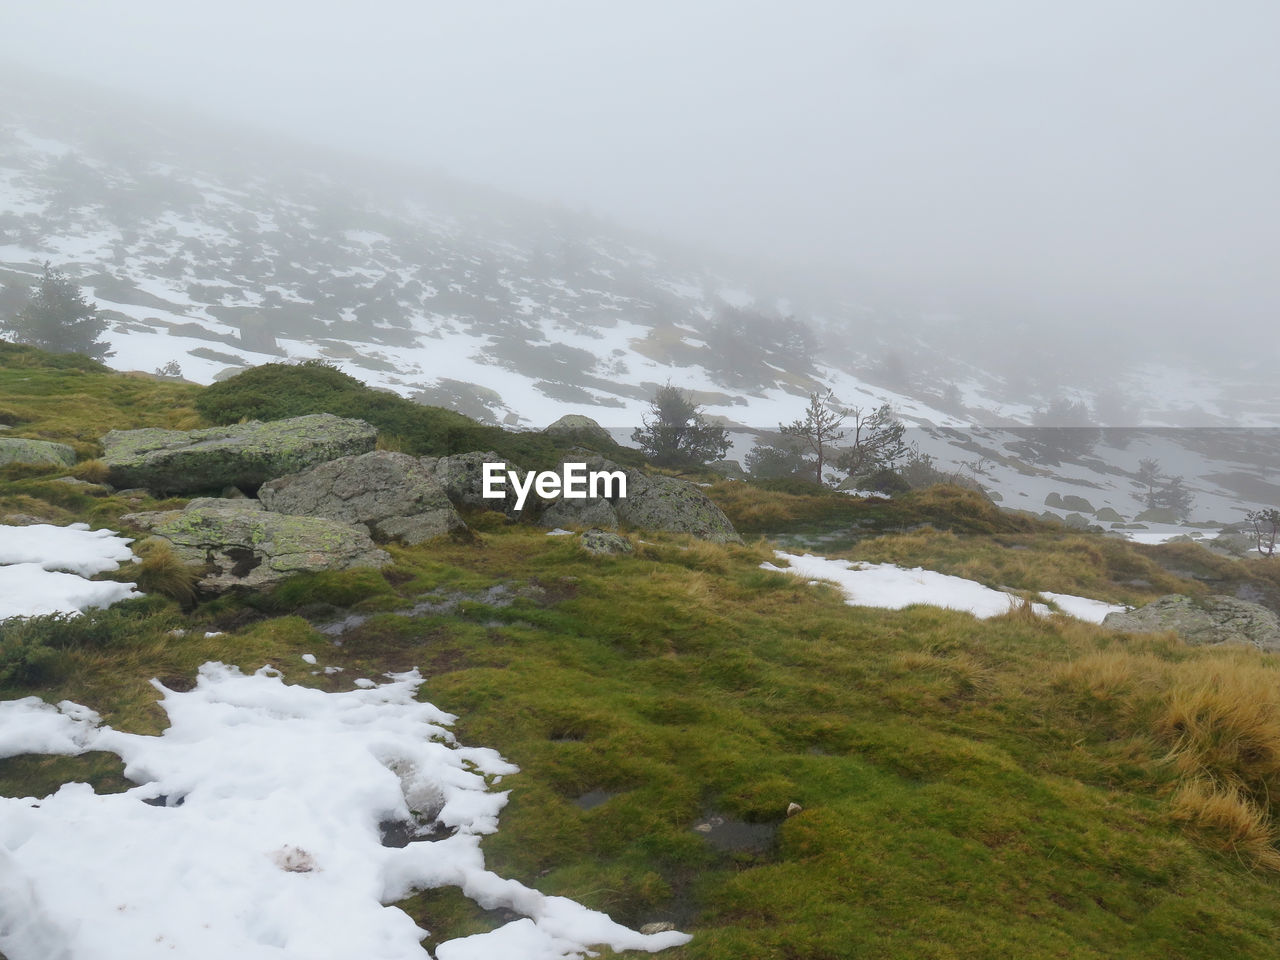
[0,664,690,960]
[765,552,1125,622]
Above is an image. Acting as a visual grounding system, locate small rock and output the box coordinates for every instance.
[786,802,803,817]
[580,529,633,555]
[640,922,676,935]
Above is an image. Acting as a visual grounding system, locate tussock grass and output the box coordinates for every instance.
[70,458,111,483]
[1058,644,1280,873]
[131,538,200,605]
[1170,779,1280,871]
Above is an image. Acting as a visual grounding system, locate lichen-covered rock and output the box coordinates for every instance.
[430,450,524,515]
[580,529,633,555]
[618,472,741,543]
[0,438,76,469]
[543,414,614,448]
[100,414,377,495]
[259,451,466,545]
[1103,594,1280,651]
[122,498,390,593]
[541,496,619,530]
[533,453,623,530]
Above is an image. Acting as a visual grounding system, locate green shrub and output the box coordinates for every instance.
[194,362,642,470]
[0,629,63,685]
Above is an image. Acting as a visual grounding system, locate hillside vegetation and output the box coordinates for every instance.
[5,346,1280,958]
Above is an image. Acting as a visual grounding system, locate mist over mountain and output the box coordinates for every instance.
[2,62,1279,534]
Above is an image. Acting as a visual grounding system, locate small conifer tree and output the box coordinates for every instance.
[3,263,111,360]
[632,383,730,468]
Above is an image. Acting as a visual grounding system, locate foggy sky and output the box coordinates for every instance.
[2,1,1278,353]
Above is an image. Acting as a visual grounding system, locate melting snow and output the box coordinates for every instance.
[0,663,690,960]
[0,524,141,620]
[764,552,1127,623]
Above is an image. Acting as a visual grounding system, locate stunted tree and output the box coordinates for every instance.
[3,263,110,360]
[744,432,811,480]
[632,382,729,469]
[1247,508,1280,558]
[833,403,907,479]
[779,390,845,485]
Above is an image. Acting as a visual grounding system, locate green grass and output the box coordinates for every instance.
[6,344,1280,957]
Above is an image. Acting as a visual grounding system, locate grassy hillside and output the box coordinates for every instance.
[5,346,1280,958]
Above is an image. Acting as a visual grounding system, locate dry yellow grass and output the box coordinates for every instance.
[71,458,111,483]
[132,538,200,604]
[1058,645,1280,870]
[1170,778,1280,872]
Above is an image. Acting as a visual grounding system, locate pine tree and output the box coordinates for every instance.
[3,263,111,360]
[833,403,908,478]
[779,390,845,485]
[631,383,730,469]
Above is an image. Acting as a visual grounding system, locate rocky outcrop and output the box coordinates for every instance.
[259,451,466,545]
[1103,594,1280,651]
[123,498,389,593]
[429,450,524,515]
[0,438,76,469]
[543,414,614,448]
[541,496,620,530]
[530,454,740,543]
[100,414,377,494]
[617,472,740,543]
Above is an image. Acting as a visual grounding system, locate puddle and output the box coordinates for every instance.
[572,788,616,811]
[691,813,779,854]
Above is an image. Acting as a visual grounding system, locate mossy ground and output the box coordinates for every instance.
[6,347,1280,957]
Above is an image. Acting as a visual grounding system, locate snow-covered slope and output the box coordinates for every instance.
[1,85,1277,534]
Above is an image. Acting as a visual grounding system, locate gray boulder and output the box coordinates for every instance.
[534,453,625,530]
[1103,594,1280,652]
[580,529,633,555]
[533,454,740,542]
[259,451,466,545]
[430,450,524,515]
[0,438,76,469]
[123,498,390,593]
[543,414,614,448]
[541,496,619,530]
[100,414,377,495]
[617,472,741,543]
